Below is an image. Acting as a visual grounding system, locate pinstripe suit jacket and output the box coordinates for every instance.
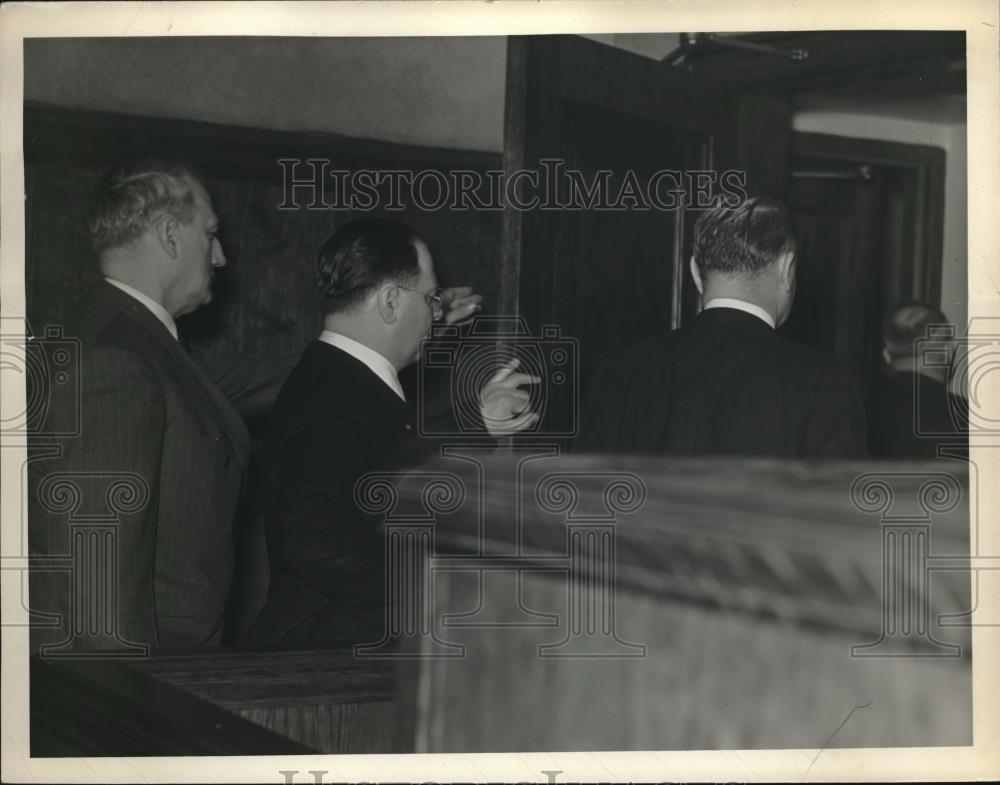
[29,281,251,652]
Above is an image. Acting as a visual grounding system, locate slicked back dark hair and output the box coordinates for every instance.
[882,300,949,361]
[692,196,797,277]
[316,218,426,314]
[88,159,203,254]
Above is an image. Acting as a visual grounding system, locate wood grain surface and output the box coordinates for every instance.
[129,648,398,753]
[386,452,972,751]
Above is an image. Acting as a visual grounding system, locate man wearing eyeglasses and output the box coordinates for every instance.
[247,217,537,648]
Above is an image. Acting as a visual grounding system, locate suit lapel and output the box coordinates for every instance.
[94,282,250,470]
[311,340,415,434]
[173,341,252,468]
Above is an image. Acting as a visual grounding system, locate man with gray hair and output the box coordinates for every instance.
[30,159,251,653]
[577,197,867,457]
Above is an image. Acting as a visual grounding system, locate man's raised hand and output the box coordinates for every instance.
[479,357,540,437]
[442,286,483,325]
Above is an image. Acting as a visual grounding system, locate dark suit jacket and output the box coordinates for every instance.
[29,281,251,653]
[575,308,868,458]
[246,340,441,648]
[868,370,968,459]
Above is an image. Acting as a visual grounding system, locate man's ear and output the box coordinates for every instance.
[376,284,400,324]
[689,257,703,295]
[882,346,892,366]
[777,251,796,292]
[154,213,180,260]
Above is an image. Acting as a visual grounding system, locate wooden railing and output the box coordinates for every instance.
[32,647,397,756]
[130,648,398,753]
[31,655,313,756]
[31,454,973,755]
[383,453,973,752]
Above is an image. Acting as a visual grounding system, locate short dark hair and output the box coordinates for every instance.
[882,300,950,361]
[316,218,426,314]
[692,197,796,277]
[88,159,202,254]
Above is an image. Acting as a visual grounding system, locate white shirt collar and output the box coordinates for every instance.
[318,330,406,402]
[703,297,776,329]
[104,277,179,340]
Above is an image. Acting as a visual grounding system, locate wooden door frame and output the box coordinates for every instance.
[790,131,946,308]
[500,35,744,326]
[501,35,794,329]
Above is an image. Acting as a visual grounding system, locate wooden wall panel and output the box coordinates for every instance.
[24,103,504,365]
[739,92,791,198]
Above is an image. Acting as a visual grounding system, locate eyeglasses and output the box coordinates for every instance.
[397,284,445,320]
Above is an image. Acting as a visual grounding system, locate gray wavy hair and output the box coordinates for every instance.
[88,159,202,253]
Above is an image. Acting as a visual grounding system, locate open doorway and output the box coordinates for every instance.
[780,131,947,406]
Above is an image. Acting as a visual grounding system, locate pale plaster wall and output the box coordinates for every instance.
[24,37,507,151]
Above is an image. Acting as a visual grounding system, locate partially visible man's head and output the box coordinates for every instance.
[882,300,951,374]
[690,197,798,324]
[90,160,199,253]
[316,218,426,313]
[316,218,438,368]
[692,197,796,277]
[90,159,225,317]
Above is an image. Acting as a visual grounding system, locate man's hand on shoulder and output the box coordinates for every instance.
[479,358,540,437]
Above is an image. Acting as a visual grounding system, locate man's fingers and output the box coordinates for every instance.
[441,287,483,325]
[482,388,531,406]
[444,302,480,325]
[488,357,521,384]
[506,411,539,430]
[485,410,539,436]
[502,372,540,388]
[486,372,539,392]
[444,286,474,300]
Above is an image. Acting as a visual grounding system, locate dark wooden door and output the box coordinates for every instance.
[782,174,884,399]
[500,35,790,439]
[782,132,948,403]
